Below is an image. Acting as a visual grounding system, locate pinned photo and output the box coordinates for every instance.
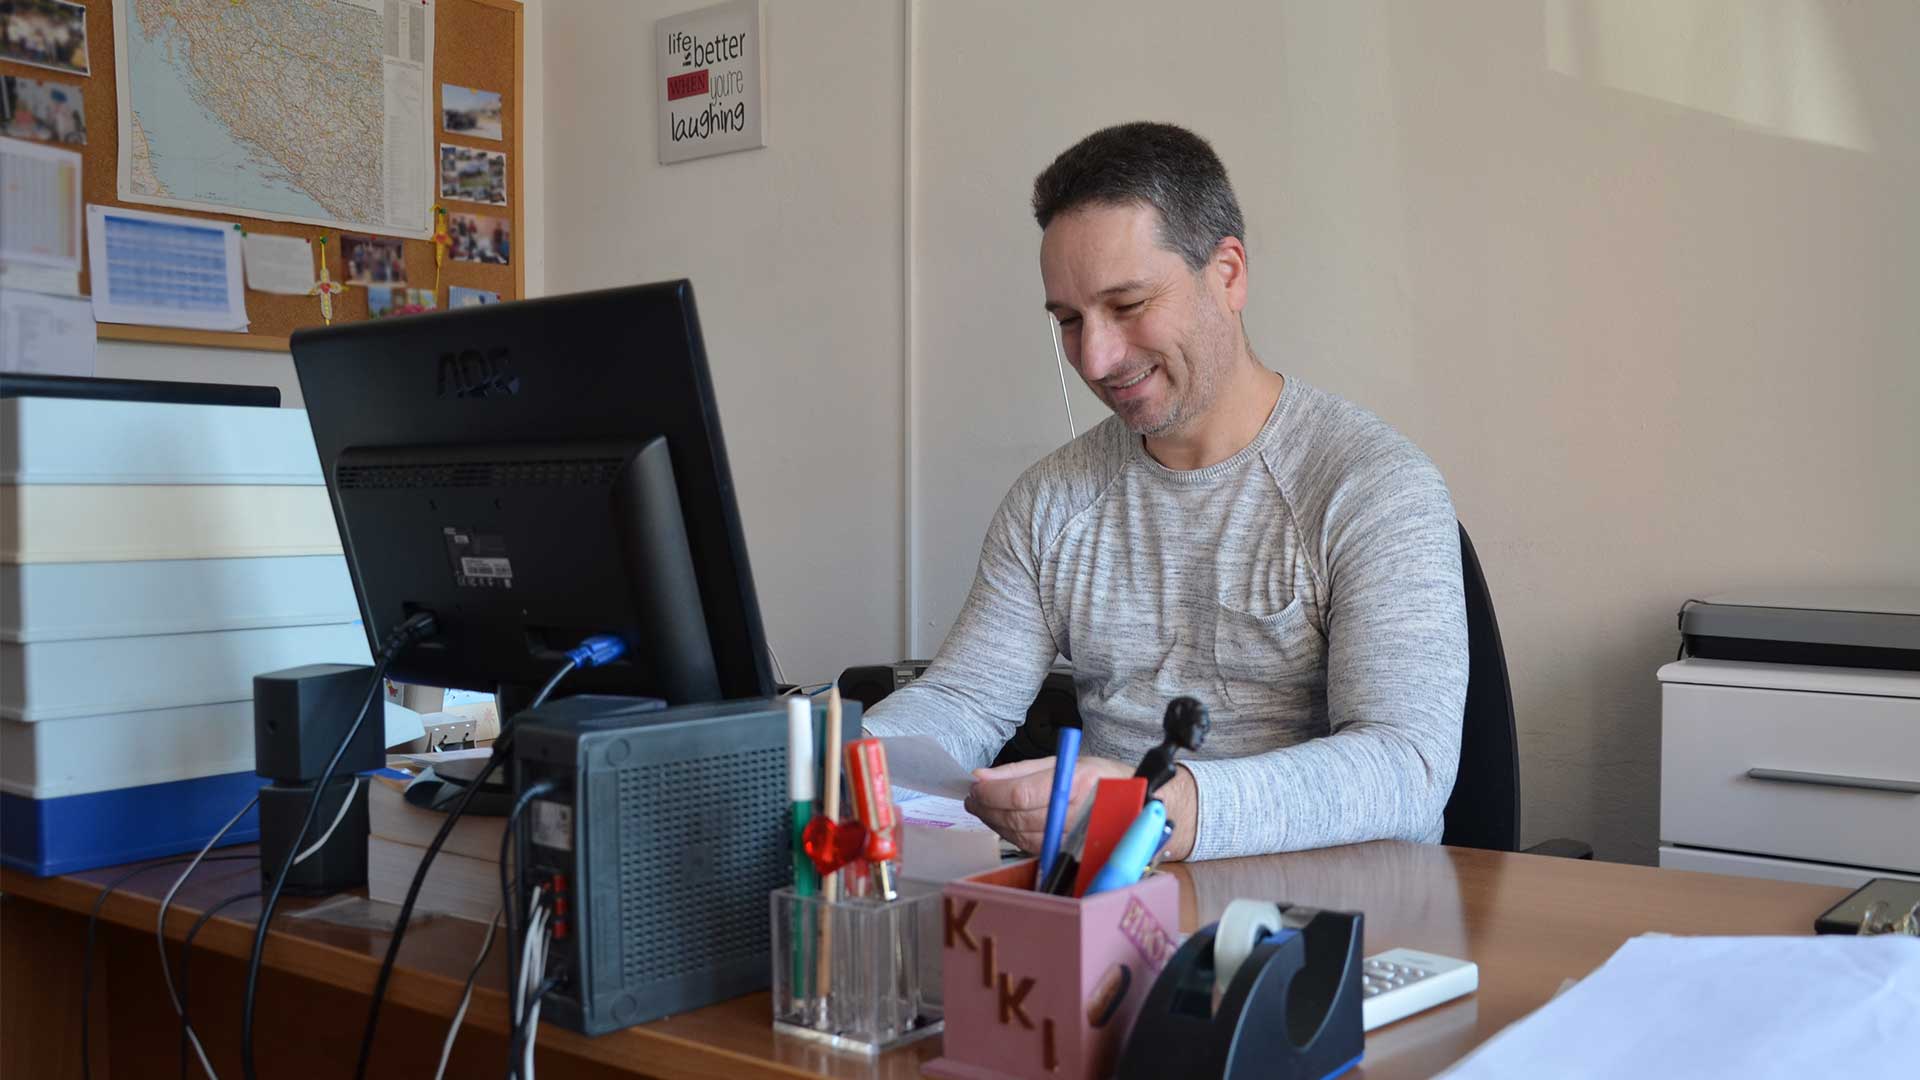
[439,144,507,205]
[368,285,437,318]
[1,0,90,76]
[1,75,85,144]
[449,212,509,265]
[341,234,405,285]
[442,84,502,141]
[449,286,500,309]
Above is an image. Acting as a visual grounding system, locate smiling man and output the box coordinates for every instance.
[861,122,1468,861]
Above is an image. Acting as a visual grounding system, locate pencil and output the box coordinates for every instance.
[816,686,844,1011]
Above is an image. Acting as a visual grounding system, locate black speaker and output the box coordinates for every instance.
[257,778,370,894]
[252,663,383,892]
[836,662,1079,767]
[253,663,386,781]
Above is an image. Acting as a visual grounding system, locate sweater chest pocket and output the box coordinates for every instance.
[1212,598,1325,704]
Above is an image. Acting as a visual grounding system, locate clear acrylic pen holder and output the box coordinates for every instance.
[770,880,944,1054]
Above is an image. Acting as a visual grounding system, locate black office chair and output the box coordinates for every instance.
[1452,522,1592,859]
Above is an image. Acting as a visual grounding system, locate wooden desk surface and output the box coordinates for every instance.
[1,843,1847,1079]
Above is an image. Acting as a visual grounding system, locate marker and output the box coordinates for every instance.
[785,697,817,999]
[1037,718,1083,884]
[1082,799,1168,897]
[844,738,900,901]
[787,698,819,894]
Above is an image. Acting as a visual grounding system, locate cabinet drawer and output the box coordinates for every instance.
[1661,682,1920,872]
[1658,845,1920,889]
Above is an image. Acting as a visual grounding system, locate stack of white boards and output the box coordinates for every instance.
[0,394,370,875]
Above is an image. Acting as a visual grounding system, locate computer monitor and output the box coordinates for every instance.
[290,281,775,710]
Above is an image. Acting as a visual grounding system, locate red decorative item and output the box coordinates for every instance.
[844,738,901,898]
[802,814,866,877]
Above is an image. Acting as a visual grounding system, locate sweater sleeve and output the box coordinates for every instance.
[859,481,1060,771]
[1180,448,1468,859]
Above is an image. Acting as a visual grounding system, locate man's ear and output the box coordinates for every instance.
[1212,236,1250,314]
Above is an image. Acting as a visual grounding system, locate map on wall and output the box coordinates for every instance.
[112,0,434,238]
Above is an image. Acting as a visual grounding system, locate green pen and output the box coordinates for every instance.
[787,698,819,1000]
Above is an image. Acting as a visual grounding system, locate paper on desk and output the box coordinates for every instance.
[1440,934,1920,1079]
[878,735,976,801]
[240,233,316,294]
[898,794,993,832]
[900,794,1001,881]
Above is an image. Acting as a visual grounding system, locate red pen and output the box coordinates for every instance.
[844,738,900,901]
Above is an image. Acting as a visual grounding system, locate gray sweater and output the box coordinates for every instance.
[864,376,1468,859]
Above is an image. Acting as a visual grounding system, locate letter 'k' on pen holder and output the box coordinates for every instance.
[926,860,1180,1080]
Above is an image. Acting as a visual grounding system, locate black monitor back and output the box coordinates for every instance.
[290,281,774,703]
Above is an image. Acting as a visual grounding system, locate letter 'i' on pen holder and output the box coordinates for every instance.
[770,880,944,1054]
[924,859,1180,1080]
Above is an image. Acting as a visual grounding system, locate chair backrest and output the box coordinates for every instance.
[1442,522,1522,851]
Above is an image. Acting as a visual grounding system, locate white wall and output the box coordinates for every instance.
[909,0,1920,863]
[93,341,303,406]
[120,0,1914,862]
[540,0,907,688]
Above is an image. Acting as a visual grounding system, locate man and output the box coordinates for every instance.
[862,122,1467,861]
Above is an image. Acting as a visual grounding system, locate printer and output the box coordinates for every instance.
[1657,590,1920,888]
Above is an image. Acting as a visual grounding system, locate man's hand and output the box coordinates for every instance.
[965,755,1202,862]
[964,755,1135,856]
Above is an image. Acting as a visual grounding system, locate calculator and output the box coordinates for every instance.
[1361,947,1479,1031]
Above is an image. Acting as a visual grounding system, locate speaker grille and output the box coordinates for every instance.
[615,746,787,985]
[335,458,624,490]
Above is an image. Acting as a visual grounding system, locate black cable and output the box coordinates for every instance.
[81,856,254,1080]
[241,611,435,1080]
[177,889,260,1080]
[509,975,561,1079]
[500,779,558,1034]
[354,657,576,1080]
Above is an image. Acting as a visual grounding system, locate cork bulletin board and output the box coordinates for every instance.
[0,0,524,352]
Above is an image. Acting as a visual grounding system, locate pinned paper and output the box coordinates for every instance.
[0,287,94,376]
[241,233,316,295]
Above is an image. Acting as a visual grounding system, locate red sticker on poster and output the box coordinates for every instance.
[667,70,710,102]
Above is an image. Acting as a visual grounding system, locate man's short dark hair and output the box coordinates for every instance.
[1032,122,1245,271]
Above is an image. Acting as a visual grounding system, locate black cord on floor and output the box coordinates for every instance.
[177,889,261,1080]
[81,855,255,1080]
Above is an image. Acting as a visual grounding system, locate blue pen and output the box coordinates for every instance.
[1037,721,1083,882]
[1083,799,1169,897]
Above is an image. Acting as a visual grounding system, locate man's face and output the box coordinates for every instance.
[1040,203,1240,438]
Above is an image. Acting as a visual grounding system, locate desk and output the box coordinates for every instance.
[1,843,1845,1079]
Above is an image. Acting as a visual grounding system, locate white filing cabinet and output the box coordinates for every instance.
[1658,659,1920,886]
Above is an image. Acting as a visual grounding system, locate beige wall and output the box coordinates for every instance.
[541,0,908,688]
[908,0,1920,863]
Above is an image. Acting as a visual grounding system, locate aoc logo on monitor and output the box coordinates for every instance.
[437,347,521,399]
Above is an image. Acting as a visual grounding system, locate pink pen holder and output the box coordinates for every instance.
[924,860,1180,1080]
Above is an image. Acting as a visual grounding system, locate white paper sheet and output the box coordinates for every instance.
[0,288,94,376]
[1441,934,1920,1079]
[241,233,316,294]
[0,136,82,270]
[878,735,977,801]
[383,698,427,749]
[898,794,994,833]
[0,260,79,295]
[86,204,248,331]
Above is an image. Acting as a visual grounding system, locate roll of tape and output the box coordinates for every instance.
[1213,899,1285,1002]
